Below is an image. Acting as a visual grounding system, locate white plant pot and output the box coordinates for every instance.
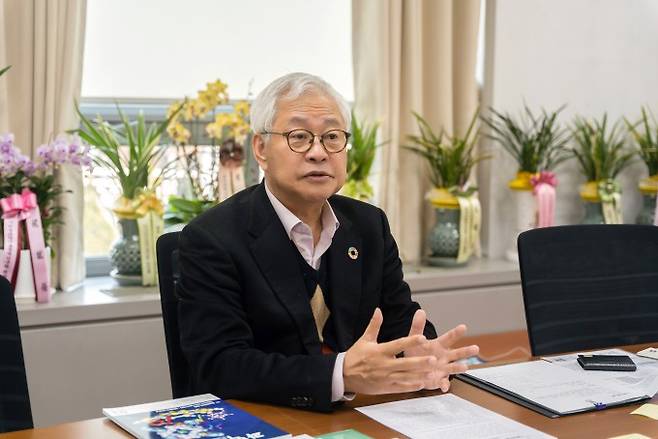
[0,247,54,302]
[506,190,536,263]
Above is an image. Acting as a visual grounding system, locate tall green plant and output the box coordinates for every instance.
[481,105,571,173]
[625,107,658,176]
[571,114,636,181]
[347,111,383,182]
[405,110,487,189]
[75,104,182,199]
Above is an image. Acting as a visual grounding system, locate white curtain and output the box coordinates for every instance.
[0,0,87,289]
[352,0,481,263]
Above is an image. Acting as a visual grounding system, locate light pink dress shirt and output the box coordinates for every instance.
[264,182,353,402]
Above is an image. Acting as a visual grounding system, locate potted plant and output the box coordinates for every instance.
[626,107,658,225]
[76,104,180,286]
[405,110,487,266]
[164,80,252,229]
[340,111,383,201]
[571,114,636,224]
[481,105,571,261]
[0,133,90,301]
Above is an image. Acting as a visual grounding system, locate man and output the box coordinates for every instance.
[178,72,479,412]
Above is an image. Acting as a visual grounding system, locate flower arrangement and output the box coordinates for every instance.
[164,79,251,226]
[404,110,487,266]
[571,114,636,224]
[482,105,571,239]
[75,104,181,285]
[341,111,383,201]
[0,132,91,247]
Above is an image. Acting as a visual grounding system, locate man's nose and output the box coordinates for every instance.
[305,136,328,160]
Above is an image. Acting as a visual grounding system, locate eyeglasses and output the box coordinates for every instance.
[262,129,351,154]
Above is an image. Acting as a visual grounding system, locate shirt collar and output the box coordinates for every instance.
[264,180,340,239]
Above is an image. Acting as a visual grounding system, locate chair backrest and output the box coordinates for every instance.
[0,275,33,433]
[518,224,658,356]
[156,231,191,398]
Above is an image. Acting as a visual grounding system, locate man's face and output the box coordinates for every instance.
[253,91,348,208]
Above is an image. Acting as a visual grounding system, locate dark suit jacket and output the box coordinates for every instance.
[178,182,437,412]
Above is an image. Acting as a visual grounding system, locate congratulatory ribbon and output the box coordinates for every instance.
[113,192,164,286]
[530,171,557,228]
[0,188,50,302]
[448,186,482,264]
[598,179,623,225]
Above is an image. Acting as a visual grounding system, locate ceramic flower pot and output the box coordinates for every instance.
[506,172,536,263]
[579,180,624,224]
[426,188,480,267]
[427,206,463,266]
[637,175,658,225]
[579,181,605,224]
[109,218,142,286]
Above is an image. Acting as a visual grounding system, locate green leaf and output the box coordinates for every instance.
[570,113,637,180]
[481,104,570,173]
[404,109,487,188]
[74,101,185,199]
[347,110,386,182]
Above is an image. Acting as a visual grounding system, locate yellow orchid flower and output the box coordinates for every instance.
[167,122,191,144]
[234,100,250,117]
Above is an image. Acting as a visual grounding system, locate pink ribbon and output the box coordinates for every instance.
[0,188,51,302]
[531,171,557,228]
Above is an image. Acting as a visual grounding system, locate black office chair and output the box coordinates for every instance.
[518,225,658,356]
[0,275,33,433]
[156,231,191,398]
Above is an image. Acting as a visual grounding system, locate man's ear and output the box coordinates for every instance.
[252,134,267,171]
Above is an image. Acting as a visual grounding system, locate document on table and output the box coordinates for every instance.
[461,360,648,417]
[543,348,658,397]
[356,394,555,439]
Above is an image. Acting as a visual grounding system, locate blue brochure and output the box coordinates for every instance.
[103,393,291,439]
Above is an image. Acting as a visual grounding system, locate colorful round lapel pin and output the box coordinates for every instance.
[348,246,359,260]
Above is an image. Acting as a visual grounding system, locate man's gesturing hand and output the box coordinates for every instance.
[343,308,439,395]
[404,309,479,393]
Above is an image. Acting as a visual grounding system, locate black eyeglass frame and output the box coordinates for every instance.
[261,129,351,154]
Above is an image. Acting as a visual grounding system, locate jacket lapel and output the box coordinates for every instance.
[247,184,320,354]
[327,205,363,352]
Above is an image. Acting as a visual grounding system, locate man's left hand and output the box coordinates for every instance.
[404,309,479,392]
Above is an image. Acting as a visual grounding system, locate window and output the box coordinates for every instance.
[82,0,354,101]
[81,0,353,273]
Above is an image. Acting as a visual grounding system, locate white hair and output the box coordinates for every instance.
[250,72,351,134]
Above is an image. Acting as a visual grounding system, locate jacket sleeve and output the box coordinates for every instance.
[376,208,438,342]
[177,222,337,412]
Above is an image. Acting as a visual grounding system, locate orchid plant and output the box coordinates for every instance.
[0,133,91,247]
[164,79,251,226]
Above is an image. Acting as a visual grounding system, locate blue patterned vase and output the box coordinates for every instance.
[582,201,605,224]
[637,193,656,225]
[109,218,142,285]
[427,207,466,267]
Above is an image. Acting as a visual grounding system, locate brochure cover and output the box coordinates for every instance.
[103,393,291,439]
[316,429,373,439]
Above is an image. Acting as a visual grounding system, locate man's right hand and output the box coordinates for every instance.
[343,308,438,395]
